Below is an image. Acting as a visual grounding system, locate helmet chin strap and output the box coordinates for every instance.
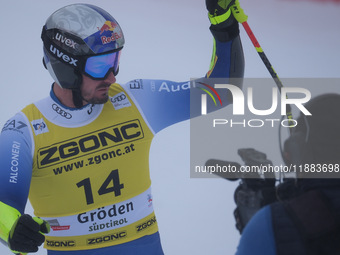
[72,89,84,109]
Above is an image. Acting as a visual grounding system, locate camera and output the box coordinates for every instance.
[206,148,279,234]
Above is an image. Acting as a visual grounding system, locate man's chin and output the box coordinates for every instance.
[85,95,109,105]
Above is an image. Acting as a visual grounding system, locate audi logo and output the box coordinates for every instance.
[52,104,72,119]
[111,94,126,103]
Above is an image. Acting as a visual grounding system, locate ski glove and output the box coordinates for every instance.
[8,214,50,254]
[0,202,50,254]
[206,0,235,25]
[206,0,239,42]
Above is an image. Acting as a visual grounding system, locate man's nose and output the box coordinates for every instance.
[105,71,116,84]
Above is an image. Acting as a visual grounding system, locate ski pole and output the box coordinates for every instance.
[231,0,295,133]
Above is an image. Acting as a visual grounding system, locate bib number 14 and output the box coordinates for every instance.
[76,169,124,205]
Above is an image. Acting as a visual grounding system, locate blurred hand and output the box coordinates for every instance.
[8,215,50,254]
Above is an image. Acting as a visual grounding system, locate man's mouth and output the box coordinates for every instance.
[96,84,110,92]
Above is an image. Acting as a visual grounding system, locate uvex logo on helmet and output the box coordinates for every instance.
[49,45,78,67]
[54,33,78,49]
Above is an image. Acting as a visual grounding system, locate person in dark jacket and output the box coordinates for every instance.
[235,93,340,255]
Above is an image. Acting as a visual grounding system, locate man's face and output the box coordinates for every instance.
[80,72,116,105]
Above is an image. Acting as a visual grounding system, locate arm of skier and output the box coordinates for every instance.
[0,113,49,254]
[206,0,245,79]
[123,0,244,134]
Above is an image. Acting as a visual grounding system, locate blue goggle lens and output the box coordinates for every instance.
[84,51,121,79]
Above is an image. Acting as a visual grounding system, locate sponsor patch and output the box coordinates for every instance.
[110,92,131,110]
[31,118,49,135]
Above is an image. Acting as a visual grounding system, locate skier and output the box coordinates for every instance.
[0,1,244,255]
[235,94,340,255]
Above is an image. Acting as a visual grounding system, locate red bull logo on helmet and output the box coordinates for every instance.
[98,21,123,45]
[99,21,117,34]
[101,32,123,45]
[84,20,124,53]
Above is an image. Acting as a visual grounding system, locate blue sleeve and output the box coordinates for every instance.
[0,113,33,214]
[207,36,244,79]
[124,79,191,133]
[123,36,244,134]
[235,206,277,255]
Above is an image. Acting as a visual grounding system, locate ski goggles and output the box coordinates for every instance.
[84,50,121,79]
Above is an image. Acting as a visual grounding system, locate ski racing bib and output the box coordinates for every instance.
[21,84,158,251]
